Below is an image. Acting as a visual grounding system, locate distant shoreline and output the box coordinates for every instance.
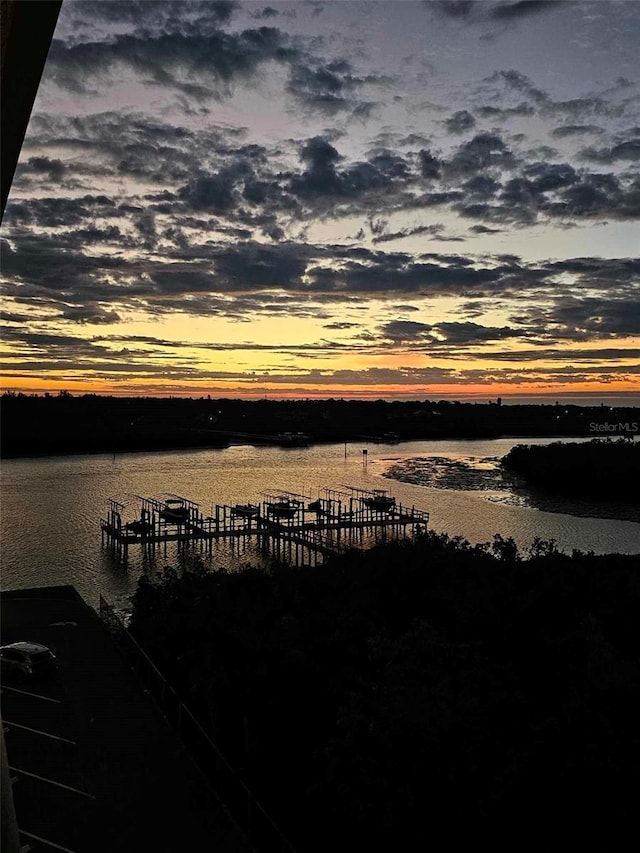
[2,395,637,460]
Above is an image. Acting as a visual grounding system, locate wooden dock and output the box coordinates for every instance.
[101,488,429,565]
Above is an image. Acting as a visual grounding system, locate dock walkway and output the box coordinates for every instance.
[101,489,429,563]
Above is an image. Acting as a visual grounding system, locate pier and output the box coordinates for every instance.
[101,487,429,565]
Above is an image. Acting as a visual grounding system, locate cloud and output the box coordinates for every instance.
[289,137,408,203]
[66,1,237,29]
[322,322,360,330]
[548,297,640,337]
[446,133,516,177]
[469,224,502,234]
[59,305,122,324]
[444,110,476,134]
[179,170,241,212]
[508,292,640,342]
[285,58,380,115]
[249,7,280,20]
[431,1,563,24]
[47,25,297,96]
[381,320,432,341]
[490,1,562,21]
[482,69,548,105]
[551,124,605,138]
[419,149,442,180]
[372,224,460,245]
[459,347,640,363]
[433,321,525,343]
[380,319,526,345]
[524,162,578,192]
[462,175,501,199]
[476,102,534,119]
[19,156,67,183]
[430,1,476,19]
[580,137,640,164]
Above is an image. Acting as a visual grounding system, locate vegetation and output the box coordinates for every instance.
[502,438,640,501]
[2,392,639,456]
[129,533,640,851]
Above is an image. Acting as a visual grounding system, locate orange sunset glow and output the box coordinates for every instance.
[1,1,639,403]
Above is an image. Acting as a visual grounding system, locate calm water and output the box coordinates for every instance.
[1,438,639,609]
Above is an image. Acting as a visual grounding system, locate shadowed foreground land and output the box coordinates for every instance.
[129,534,640,852]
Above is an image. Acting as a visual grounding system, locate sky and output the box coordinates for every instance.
[1,0,639,402]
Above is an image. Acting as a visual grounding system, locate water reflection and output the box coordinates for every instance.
[1,439,639,610]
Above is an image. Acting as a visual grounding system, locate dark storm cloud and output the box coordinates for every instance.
[29,111,192,153]
[322,322,360,330]
[0,235,537,310]
[67,1,237,28]
[3,195,117,228]
[380,319,525,345]
[0,235,128,296]
[544,257,640,289]
[462,175,501,199]
[431,1,563,23]
[49,6,381,120]
[289,136,409,201]
[580,137,640,164]
[249,7,280,20]
[491,1,562,21]
[480,69,630,124]
[455,347,640,363]
[285,58,382,115]
[508,295,640,341]
[434,321,525,343]
[304,251,541,297]
[446,133,516,177]
[552,298,640,336]
[74,225,124,244]
[211,243,310,290]
[430,1,476,18]
[47,25,297,96]
[449,161,638,225]
[552,173,623,218]
[178,170,241,212]
[444,110,476,134]
[419,150,442,180]
[0,326,120,359]
[12,105,638,240]
[381,320,432,341]
[469,224,502,234]
[134,212,159,249]
[476,102,534,119]
[21,113,255,190]
[372,224,460,244]
[482,69,548,105]
[17,156,67,183]
[524,162,578,192]
[551,124,606,138]
[7,228,635,327]
[59,305,122,324]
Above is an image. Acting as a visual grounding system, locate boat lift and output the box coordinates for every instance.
[102,484,429,565]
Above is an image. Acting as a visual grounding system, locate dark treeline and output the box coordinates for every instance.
[2,391,638,457]
[129,534,640,852]
[503,439,640,501]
